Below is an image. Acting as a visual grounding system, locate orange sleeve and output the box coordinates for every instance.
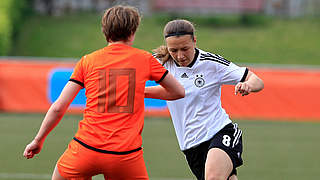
[70,56,85,87]
[148,55,168,83]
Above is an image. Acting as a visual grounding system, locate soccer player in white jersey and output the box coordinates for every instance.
[145,19,264,180]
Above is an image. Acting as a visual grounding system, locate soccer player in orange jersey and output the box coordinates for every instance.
[23,5,184,180]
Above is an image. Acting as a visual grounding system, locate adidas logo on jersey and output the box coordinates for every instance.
[181,73,188,78]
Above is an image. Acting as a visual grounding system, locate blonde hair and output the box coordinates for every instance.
[101,5,140,42]
[153,19,195,65]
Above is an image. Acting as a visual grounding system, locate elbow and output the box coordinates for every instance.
[258,78,264,91]
[171,88,185,100]
[261,80,264,90]
[176,90,185,99]
[50,101,67,115]
[179,89,185,98]
[177,83,185,99]
[247,72,264,92]
[254,78,264,92]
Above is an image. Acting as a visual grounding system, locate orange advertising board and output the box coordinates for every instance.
[1,59,319,121]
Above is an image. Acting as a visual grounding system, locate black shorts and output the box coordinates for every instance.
[183,123,243,180]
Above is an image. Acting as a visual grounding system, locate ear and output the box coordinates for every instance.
[127,33,135,45]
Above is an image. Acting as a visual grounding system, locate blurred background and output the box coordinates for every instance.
[0,0,320,180]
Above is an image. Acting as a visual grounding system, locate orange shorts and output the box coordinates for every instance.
[57,140,149,180]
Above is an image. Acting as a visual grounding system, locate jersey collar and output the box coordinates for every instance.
[174,48,199,68]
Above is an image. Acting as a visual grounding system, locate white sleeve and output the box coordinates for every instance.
[219,62,248,85]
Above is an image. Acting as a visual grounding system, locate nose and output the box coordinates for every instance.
[177,50,184,60]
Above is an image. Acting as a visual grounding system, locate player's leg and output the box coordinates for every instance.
[206,123,243,180]
[54,162,93,180]
[101,150,149,180]
[52,165,92,180]
[56,140,96,180]
[52,165,66,180]
[183,141,210,180]
[205,148,233,180]
[229,174,238,180]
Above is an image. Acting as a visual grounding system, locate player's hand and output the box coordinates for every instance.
[23,139,43,159]
[235,82,251,96]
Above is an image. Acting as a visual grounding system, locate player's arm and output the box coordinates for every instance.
[145,72,185,100]
[235,70,264,96]
[23,81,82,159]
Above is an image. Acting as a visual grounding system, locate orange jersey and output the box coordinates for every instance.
[70,44,167,152]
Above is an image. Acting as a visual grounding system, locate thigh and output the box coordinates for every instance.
[209,123,243,169]
[207,123,243,179]
[229,174,238,180]
[101,150,149,180]
[59,140,148,180]
[183,142,209,180]
[52,165,66,180]
[205,148,233,179]
[52,164,92,180]
[57,140,98,179]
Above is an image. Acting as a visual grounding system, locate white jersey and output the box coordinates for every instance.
[164,48,248,151]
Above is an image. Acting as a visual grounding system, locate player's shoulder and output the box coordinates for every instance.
[130,46,153,57]
[198,48,231,67]
[81,47,103,61]
[79,46,116,65]
[151,53,164,64]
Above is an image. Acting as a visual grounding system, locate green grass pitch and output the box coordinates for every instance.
[0,113,319,180]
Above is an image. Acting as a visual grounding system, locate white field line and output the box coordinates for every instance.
[0,172,193,180]
[0,173,51,179]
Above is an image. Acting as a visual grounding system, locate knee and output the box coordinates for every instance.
[206,172,228,180]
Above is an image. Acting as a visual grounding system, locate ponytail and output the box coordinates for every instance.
[152,45,172,66]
